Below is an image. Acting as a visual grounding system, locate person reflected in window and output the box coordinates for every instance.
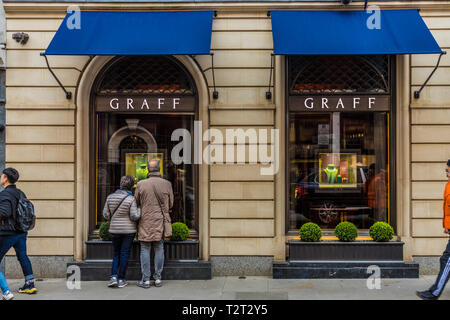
[365,164,387,222]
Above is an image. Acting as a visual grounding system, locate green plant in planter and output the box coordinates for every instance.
[369,222,394,242]
[170,222,190,241]
[299,222,322,242]
[99,221,111,241]
[335,221,358,242]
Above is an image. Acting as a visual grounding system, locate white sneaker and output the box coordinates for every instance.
[2,291,14,300]
[154,279,162,287]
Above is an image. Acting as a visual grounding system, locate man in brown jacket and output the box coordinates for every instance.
[135,159,173,288]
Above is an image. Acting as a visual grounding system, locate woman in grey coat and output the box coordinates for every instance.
[103,176,140,288]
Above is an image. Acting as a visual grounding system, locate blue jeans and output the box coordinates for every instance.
[0,270,10,294]
[0,233,34,281]
[140,240,164,282]
[110,233,135,280]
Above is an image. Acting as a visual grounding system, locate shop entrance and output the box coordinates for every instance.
[89,56,198,236]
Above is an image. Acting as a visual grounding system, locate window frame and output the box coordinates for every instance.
[284,55,397,235]
[88,56,200,237]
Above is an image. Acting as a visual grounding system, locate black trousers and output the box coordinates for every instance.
[429,238,450,297]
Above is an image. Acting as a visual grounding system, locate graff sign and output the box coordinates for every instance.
[95,96,196,112]
[289,95,390,112]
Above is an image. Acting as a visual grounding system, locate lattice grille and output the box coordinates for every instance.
[289,55,390,95]
[96,56,195,95]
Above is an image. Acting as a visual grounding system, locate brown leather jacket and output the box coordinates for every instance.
[135,172,173,242]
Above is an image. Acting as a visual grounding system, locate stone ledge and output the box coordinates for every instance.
[4,255,73,279]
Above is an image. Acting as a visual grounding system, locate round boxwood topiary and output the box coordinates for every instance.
[170,222,190,241]
[335,221,358,242]
[369,222,394,242]
[99,221,111,241]
[299,222,322,242]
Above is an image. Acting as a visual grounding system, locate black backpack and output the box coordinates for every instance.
[14,192,36,232]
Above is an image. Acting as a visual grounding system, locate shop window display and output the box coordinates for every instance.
[90,56,199,235]
[288,112,389,230]
[96,114,196,230]
[287,55,393,232]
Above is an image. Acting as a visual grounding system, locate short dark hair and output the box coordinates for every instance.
[120,175,135,191]
[3,168,19,184]
[447,159,450,167]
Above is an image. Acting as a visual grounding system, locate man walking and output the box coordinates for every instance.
[135,159,173,289]
[416,159,450,300]
[0,168,37,299]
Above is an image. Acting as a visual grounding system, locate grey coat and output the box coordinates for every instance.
[103,189,140,234]
[135,172,174,242]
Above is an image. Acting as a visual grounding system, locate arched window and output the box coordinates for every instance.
[286,55,394,233]
[91,56,198,233]
[289,55,390,95]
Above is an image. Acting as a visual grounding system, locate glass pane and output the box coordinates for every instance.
[288,112,389,230]
[96,113,196,230]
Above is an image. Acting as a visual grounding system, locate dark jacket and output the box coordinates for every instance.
[0,185,25,235]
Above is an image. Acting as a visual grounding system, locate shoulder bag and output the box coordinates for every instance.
[108,194,131,219]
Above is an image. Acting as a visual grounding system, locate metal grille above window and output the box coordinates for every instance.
[95,56,196,96]
[288,55,390,95]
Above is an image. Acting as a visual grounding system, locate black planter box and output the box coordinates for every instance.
[288,240,404,261]
[85,239,199,261]
[274,240,419,279]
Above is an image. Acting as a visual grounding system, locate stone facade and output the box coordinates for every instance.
[1,0,449,277]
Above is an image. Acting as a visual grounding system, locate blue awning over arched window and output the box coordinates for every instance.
[45,11,213,55]
[271,9,443,55]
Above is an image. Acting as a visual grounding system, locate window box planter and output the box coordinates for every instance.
[273,240,418,278]
[85,239,199,262]
[288,240,405,261]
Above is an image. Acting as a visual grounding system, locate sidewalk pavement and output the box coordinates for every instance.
[3,276,449,300]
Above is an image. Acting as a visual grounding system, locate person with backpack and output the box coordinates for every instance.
[103,175,140,288]
[0,168,37,300]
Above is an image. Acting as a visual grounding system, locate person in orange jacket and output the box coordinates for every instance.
[416,159,450,300]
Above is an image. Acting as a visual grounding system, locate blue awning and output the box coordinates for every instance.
[44,11,213,55]
[271,9,443,55]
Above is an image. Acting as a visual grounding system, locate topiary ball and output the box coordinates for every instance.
[99,221,111,241]
[369,222,394,242]
[170,222,190,241]
[335,221,358,242]
[299,222,322,242]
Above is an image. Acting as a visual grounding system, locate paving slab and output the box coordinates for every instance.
[2,276,449,300]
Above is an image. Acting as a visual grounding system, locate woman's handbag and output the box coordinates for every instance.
[151,184,173,238]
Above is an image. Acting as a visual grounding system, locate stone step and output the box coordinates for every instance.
[273,261,419,279]
[68,261,212,281]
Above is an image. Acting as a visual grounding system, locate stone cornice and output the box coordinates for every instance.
[3,1,450,14]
